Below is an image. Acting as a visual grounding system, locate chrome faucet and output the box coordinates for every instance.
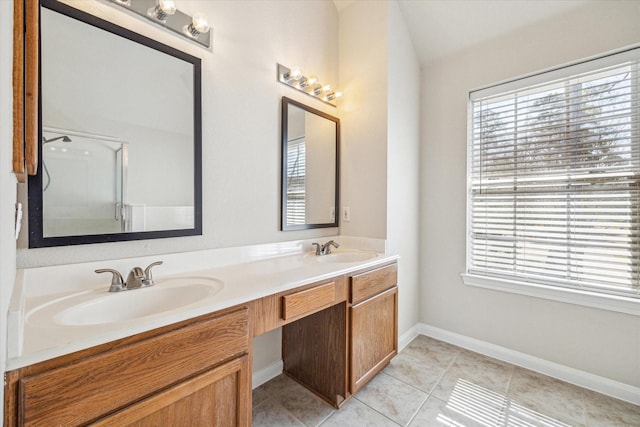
[96,261,163,292]
[312,240,340,256]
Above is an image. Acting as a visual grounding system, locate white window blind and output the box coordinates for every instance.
[468,48,640,300]
[286,136,306,225]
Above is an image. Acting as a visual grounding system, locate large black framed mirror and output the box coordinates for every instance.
[28,0,202,247]
[281,97,339,231]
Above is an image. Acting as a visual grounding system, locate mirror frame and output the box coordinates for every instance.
[28,0,202,247]
[281,96,340,231]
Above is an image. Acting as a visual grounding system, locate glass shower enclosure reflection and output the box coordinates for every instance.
[42,127,128,237]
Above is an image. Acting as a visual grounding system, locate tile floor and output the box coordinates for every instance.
[252,335,640,426]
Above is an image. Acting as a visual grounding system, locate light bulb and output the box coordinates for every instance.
[186,12,210,37]
[290,66,302,80]
[284,66,303,82]
[192,12,210,33]
[149,0,175,21]
[298,76,310,88]
[307,75,318,85]
[334,91,342,98]
[322,84,331,92]
[158,0,176,14]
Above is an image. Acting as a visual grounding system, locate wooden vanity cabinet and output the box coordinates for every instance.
[281,261,398,406]
[349,263,398,394]
[4,307,251,427]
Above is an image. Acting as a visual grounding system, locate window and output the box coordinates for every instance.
[465,48,640,312]
[286,136,306,225]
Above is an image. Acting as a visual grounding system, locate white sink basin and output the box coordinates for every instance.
[315,251,378,263]
[26,277,224,327]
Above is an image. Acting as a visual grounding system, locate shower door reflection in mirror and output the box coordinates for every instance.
[42,128,127,237]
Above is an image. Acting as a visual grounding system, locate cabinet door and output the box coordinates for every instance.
[349,286,398,394]
[92,355,250,427]
[17,308,248,426]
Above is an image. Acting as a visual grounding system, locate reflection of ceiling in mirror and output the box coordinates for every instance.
[41,7,193,139]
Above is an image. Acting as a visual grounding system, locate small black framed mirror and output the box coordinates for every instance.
[29,0,202,247]
[281,97,340,231]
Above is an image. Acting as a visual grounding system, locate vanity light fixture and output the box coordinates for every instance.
[277,63,341,107]
[109,0,211,48]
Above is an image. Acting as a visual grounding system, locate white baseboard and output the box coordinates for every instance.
[399,324,421,352]
[415,323,640,405]
[252,360,283,389]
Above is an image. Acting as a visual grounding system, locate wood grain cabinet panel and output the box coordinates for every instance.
[13,308,249,426]
[249,277,347,337]
[93,355,250,427]
[351,263,397,304]
[282,281,336,320]
[349,286,398,394]
[282,303,347,408]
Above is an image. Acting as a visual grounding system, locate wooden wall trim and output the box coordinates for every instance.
[12,0,25,182]
[24,0,38,176]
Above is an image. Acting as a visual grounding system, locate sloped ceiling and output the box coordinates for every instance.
[334,0,593,65]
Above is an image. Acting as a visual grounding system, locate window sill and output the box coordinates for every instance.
[461,274,640,316]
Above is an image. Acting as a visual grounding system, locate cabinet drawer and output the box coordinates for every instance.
[282,281,336,320]
[351,263,397,304]
[18,308,249,426]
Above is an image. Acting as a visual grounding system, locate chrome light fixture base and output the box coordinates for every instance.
[277,64,341,107]
[109,0,211,48]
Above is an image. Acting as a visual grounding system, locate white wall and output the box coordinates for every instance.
[0,0,17,417]
[17,0,340,267]
[421,1,640,388]
[386,1,421,337]
[338,0,388,239]
[338,0,420,339]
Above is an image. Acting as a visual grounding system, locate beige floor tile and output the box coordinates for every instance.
[355,372,428,426]
[253,385,270,407]
[383,347,447,393]
[507,368,586,426]
[583,389,640,427]
[403,335,461,370]
[321,398,400,427]
[254,336,638,427]
[410,395,504,427]
[252,398,306,427]
[431,349,514,402]
[260,374,335,426]
[501,398,584,427]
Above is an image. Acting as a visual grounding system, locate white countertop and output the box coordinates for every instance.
[7,237,398,370]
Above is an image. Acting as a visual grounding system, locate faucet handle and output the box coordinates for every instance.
[95,268,126,292]
[143,261,163,286]
[321,240,340,255]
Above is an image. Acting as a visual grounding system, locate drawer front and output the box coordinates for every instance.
[19,308,249,426]
[282,281,336,320]
[351,263,397,304]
